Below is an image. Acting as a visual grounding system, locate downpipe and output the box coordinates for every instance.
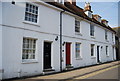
[60,10,65,72]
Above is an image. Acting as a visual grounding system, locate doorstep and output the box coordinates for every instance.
[43,68,55,75]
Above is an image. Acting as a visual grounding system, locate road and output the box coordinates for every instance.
[72,64,120,80]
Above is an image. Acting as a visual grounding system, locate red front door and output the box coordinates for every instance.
[66,43,71,65]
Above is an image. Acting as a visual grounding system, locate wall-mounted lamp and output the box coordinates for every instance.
[62,42,66,46]
[55,36,58,41]
[12,1,15,5]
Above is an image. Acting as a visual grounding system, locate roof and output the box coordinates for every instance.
[112,27,120,37]
[46,2,116,33]
[93,14,102,18]
[112,27,120,29]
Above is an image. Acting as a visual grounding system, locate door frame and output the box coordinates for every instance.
[97,46,100,63]
[65,42,72,66]
[43,41,53,70]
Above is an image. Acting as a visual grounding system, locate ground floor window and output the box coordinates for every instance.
[106,46,109,56]
[91,44,95,56]
[22,38,37,60]
[113,46,114,59]
[75,43,81,58]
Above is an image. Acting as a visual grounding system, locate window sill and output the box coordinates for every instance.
[22,60,38,64]
[76,57,83,60]
[105,40,109,42]
[91,36,95,39]
[75,32,82,36]
[0,69,4,73]
[23,21,40,27]
[106,55,109,57]
[91,56,96,59]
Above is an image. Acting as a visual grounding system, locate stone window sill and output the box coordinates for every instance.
[23,21,40,27]
[22,60,38,64]
[75,32,83,36]
[91,36,95,39]
[0,69,4,73]
[106,55,109,57]
[91,56,96,59]
[76,57,83,60]
[106,40,109,42]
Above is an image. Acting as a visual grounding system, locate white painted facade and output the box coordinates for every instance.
[0,0,116,79]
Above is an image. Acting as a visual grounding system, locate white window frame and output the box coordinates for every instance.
[106,46,109,56]
[75,43,82,59]
[25,3,38,23]
[112,33,115,43]
[112,46,114,60]
[75,19,80,33]
[90,24,95,36]
[105,30,108,41]
[91,44,95,57]
[22,37,37,62]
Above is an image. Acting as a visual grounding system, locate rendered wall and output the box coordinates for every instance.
[1,1,116,79]
[2,2,61,79]
[62,13,115,68]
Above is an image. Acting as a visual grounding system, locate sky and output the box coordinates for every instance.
[76,1,119,28]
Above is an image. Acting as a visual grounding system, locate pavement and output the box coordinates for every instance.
[4,61,120,81]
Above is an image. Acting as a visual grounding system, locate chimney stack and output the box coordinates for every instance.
[84,2,92,12]
[65,0,76,5]
[101,19,109,26]
[84,2,93,18]
[93,14,102,22]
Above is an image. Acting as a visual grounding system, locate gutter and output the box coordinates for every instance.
[60,10,65,72]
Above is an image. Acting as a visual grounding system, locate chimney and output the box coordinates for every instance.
[84,2,92,12]
[93,14,102,22]
[101,19,109,26]
[84,2,93,18]
[65,0,76,5]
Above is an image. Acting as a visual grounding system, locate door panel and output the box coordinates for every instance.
[44,42,51,69]
[66,43,71,65]
[97,46,100,63]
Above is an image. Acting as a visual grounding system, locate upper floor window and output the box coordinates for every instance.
[75,43,81,58]
[22,38,37,60]
[25,3,38,23]
[112,33,114,42]
[90,24,94,36]
[75,19,80,33]
[105,30,108,40]
[91,44,95,56]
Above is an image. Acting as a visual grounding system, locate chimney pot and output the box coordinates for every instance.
[84,2,93,18]
[84,2,92,12]
[93,14,102,22]
[65,0,76,5]
[101,19,109,26]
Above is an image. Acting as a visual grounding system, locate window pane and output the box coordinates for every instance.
[75,43,81,58]
[22,38,36,60]
[90,24,94,36]
[25,3,38,23]
[91,44,94,56]
[75,20,80,33]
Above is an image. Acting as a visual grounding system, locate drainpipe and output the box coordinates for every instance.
[60,10,65,72]
[0,2,2,80]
